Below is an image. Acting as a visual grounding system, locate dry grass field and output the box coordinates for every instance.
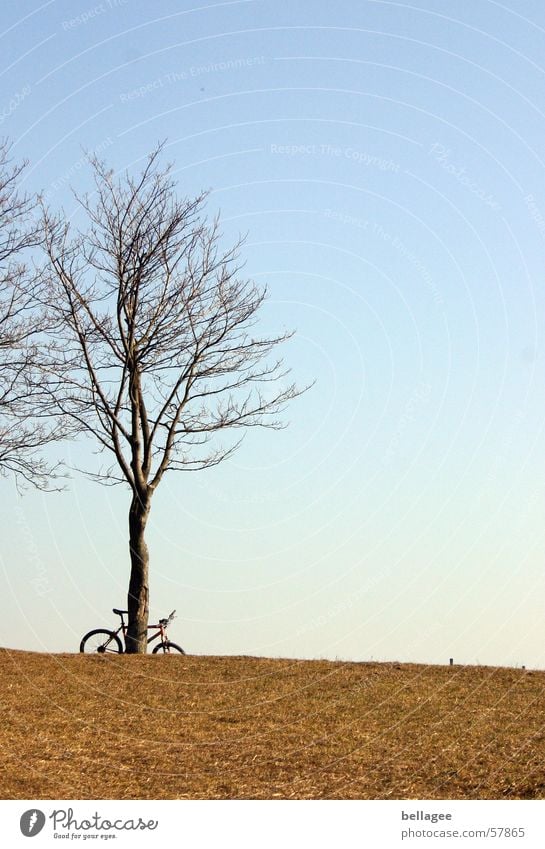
[1,648,545,800]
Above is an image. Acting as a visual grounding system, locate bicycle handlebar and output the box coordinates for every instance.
[159,610,176,627]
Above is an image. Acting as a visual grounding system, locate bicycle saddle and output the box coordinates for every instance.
[112,608,128,615]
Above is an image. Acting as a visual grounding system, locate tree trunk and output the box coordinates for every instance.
[125,493,151,654]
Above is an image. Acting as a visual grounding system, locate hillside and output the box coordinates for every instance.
[1,650,544,799]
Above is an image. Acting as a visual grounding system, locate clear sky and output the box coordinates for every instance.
[0,0,544,667]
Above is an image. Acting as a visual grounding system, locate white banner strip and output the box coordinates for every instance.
[2,799,544,848]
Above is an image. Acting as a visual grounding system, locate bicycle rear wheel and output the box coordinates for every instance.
[152,641,185,655]
[80,629,123,654]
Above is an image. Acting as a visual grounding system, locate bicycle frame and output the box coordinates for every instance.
[113,611,171,651]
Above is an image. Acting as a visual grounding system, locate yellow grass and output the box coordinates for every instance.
[1,649,545,799]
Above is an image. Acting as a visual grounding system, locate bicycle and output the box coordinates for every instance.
[79,608,185,654]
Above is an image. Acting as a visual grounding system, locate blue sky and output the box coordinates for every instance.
[0,0,544,666]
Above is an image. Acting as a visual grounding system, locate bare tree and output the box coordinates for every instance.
[42,146,302,653]
[0,140,63,489]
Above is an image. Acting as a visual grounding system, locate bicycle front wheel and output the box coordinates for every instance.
[152,641,185,655]
[80,629,123,654]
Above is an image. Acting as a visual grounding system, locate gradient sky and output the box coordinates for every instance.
[0,0,544,667]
